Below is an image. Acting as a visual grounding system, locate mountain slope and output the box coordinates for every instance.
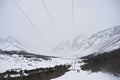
[0,36,25,51]
[50,26,120,57]
[0,50,73,73]
[0,50,51,72]
[81,26,120,55]
[0,36,73,73]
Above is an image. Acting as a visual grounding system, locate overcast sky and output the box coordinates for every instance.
[0,0,120,54]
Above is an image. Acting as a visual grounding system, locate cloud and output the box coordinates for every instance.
[0,0,120,54]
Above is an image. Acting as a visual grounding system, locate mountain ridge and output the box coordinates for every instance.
[0,36,25,51]
[50,25,120,57]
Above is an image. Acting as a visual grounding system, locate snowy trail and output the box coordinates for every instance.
[51,70,120,80]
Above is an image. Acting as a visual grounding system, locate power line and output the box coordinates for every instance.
[12,0,51,48]
[72,0,75,39]
[41,0,61,42]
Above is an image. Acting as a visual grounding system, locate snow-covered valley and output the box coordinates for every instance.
[1,26,120,80]
[0,50,73,73]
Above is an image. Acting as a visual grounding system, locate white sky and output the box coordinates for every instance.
[0,0,120,54]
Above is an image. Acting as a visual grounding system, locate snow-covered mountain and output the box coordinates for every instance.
[0,36,72,73]
[0,36,25,51]
[1,25,120,74]
[1,26,120,58]
[0,50,49,72]
[0,36,73,73]
[84,26,120,53]
[50,25,120,57]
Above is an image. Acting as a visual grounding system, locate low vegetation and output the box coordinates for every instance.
[0,64,70,80]
[80,48,120,77]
